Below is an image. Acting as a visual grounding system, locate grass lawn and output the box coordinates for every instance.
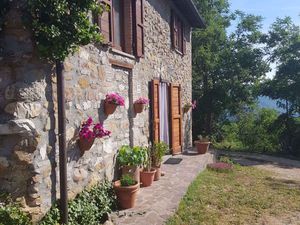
[167,165,300,225]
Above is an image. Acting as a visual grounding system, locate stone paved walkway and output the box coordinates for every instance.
[110,150,215,225]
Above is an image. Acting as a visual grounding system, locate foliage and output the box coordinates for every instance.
[261,17,300,115]
[167,167,300,225]
[120,175,136,187]
[0,0,10,31]
[26,0,104,61]
[39,181,116,225]
[151,142,168,167]
[105,93,125,106]
[0,194,31,225]
[192,0,269,136]
[79,117,111,141]
[117,145,147,167]
[214,108,282,153]
[142,147,152,171]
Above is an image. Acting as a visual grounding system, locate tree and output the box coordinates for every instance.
[192,0,269,137]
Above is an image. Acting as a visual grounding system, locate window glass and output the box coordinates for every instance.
[113,0,122,48]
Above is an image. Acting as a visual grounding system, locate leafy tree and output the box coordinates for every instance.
[192,0,269,137]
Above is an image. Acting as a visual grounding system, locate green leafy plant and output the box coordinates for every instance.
[39,181,116,225]
[141,147,152,171]
[0,194,31,225]
[26,0,105,61]
[120,175,136,187]
[117,145,146,167]
[151,142,168,167]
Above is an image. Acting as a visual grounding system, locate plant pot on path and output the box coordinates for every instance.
[122,166,140,183]
[134,103,145,114]
[194,141,210,154]
[104,101,117,115]
[78,137,95,155]
[140,169,156,187]
[152,166,161,181]
[113,180,139,209]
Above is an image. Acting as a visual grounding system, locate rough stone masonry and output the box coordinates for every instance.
[0,0,193,222]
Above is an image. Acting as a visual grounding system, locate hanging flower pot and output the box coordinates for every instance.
[134,97,149,114]
[104,101,117,115]
[104,93,125,116]
[78,137,95,155]
[134,103,145,113]
[78,117,111,155]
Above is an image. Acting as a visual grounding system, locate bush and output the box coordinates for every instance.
[0,194,31,225]
[40,181,116,225]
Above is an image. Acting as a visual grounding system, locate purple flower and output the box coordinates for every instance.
[105,93,125,106]
[134,97,149,104]
[192,100,197,109]
[79,118,111,141]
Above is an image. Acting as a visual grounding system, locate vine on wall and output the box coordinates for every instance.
[0,0,105,61]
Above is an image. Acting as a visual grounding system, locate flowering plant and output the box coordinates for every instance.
[79,117,111,141]
[184,100,197,110]
[105,93,125,106]
[134,97,149,104]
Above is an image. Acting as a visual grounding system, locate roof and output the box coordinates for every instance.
[173,0,206,28]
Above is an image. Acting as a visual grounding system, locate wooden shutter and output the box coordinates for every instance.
[134,0,144,57]
[182,25,187,55]
[99,0,112,43]
[170,84,182,154]
[151,80,160,143]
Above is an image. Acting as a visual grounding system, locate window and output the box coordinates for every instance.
[171,11,186,55]
[97,0,144,57]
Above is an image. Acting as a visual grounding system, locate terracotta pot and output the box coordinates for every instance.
[152,166,161,181]
[121,166,140,183]
[104,101,117,115]
[194,141,210,154]
[140,169,156,187]
[134,103,145,114]
[113,180,139,209]
[78,137,95,155]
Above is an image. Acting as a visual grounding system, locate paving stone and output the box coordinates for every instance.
[111,150,215,225]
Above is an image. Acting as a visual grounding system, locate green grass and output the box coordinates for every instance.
[167,165,300,225]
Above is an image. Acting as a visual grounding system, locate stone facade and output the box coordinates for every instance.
[0,0,193,221]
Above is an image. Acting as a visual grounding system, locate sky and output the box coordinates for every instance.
[228,0,300,78]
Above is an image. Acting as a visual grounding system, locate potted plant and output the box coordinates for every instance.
[117,145,146,183]
[194,135,210,154]
[134,97,149,114]
[113,174,139,209]
[78,117,111,155]
[140,147,156,187]
[104,92,125,115]
[151,142,168,181]
[183,100,197,113]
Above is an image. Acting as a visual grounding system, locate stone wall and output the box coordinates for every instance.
[0,0,193,222]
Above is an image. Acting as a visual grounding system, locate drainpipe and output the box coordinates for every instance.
[56,60,68,224]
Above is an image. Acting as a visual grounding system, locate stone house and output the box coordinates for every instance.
[0,0,204,221]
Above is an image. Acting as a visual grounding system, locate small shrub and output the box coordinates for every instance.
[120,175,136,187]
[39,181,116,225]
[151,142,169,167]
[219,156,235,165]
[0,194,31,225]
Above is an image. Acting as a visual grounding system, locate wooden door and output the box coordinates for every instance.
[151,80,160,143]
[170,84,182,154]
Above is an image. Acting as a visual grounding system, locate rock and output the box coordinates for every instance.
[39,144,47,160]
[5,102,42,118]
[4,82,43,102]
[14,151,32,164]
[78,77,89,89]
[103,220,114,225]
[0,157,9,173]
[73,168,88,182]
[0,119,38,137]
[66,127,75,141]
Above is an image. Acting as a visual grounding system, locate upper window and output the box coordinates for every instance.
[171,11,186,55]
[96,0,144,57]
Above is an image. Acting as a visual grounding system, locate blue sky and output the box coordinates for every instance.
[229,0,300,32]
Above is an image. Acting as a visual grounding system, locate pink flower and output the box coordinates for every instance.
[79,117,111,141]
[192,100,197,109]
[105,93,125,106]
[134,97,149,104]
